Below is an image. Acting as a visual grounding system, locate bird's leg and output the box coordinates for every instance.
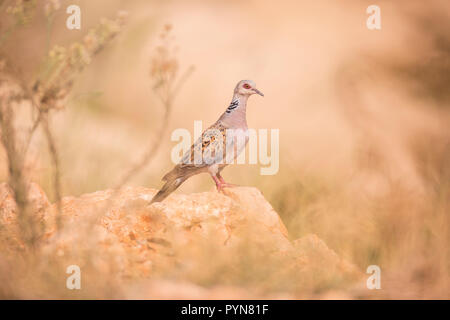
[217,173,226,185]
[216,173,238,188]
[211,174,224,191]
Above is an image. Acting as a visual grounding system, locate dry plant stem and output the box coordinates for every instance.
[0,100,37,247]
[115,98,170,188]
[9,67,63,232]
[0,11,127,249]
[41,112,62,231]
[115,66,194,189]
[22,110,41,155]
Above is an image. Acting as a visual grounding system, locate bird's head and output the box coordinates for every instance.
[234,80,264,97]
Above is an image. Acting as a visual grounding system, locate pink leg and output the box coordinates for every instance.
[210,173,237,192]
[211,174,224,191]
[217,173,226,184]
[216,173,238,188]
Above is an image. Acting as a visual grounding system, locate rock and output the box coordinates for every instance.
[292,234,361,285]
[0,182,50,250]
[0,182,49,225]
[1,184,362,298]
[41,186,294,276]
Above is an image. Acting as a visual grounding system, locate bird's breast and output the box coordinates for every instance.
[223,127,249,163]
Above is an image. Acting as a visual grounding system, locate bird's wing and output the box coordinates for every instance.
[179,121,229,169]
[161,121,230,182]
[153,122,230,201]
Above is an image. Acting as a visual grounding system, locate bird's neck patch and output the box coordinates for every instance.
[226,99,239,114]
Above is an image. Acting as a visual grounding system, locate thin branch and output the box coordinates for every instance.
[0,91,38,248]
[41,113,62,232]
[22,109,42,155]
[171,65,195,100]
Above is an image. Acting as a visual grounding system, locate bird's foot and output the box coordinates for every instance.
[216,174,238,188]
[212,174,238,192]
[216,182,238,192]
[222,183,238,188]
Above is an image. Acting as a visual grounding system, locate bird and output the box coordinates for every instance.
[150,80,264,204]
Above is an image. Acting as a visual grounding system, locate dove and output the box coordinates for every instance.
[150,80,264,203]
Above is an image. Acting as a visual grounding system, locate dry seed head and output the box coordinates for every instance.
[35,12,127,113]
[6,0,36,25]
[69,43,91,66]
[150,26,179,80]
[48,45,66,61]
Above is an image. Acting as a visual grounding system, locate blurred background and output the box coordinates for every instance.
[0,0,449,298]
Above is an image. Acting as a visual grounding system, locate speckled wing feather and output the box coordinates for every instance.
[178,121,229,169]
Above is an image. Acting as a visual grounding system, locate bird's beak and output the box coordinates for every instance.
[253,88,264,97]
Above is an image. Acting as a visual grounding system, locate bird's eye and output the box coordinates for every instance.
[243,84,251,89]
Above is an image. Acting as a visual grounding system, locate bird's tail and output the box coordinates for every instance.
[150,175,187,204]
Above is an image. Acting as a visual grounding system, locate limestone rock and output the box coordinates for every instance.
[1,184,361,298]
[0,182,50,250]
